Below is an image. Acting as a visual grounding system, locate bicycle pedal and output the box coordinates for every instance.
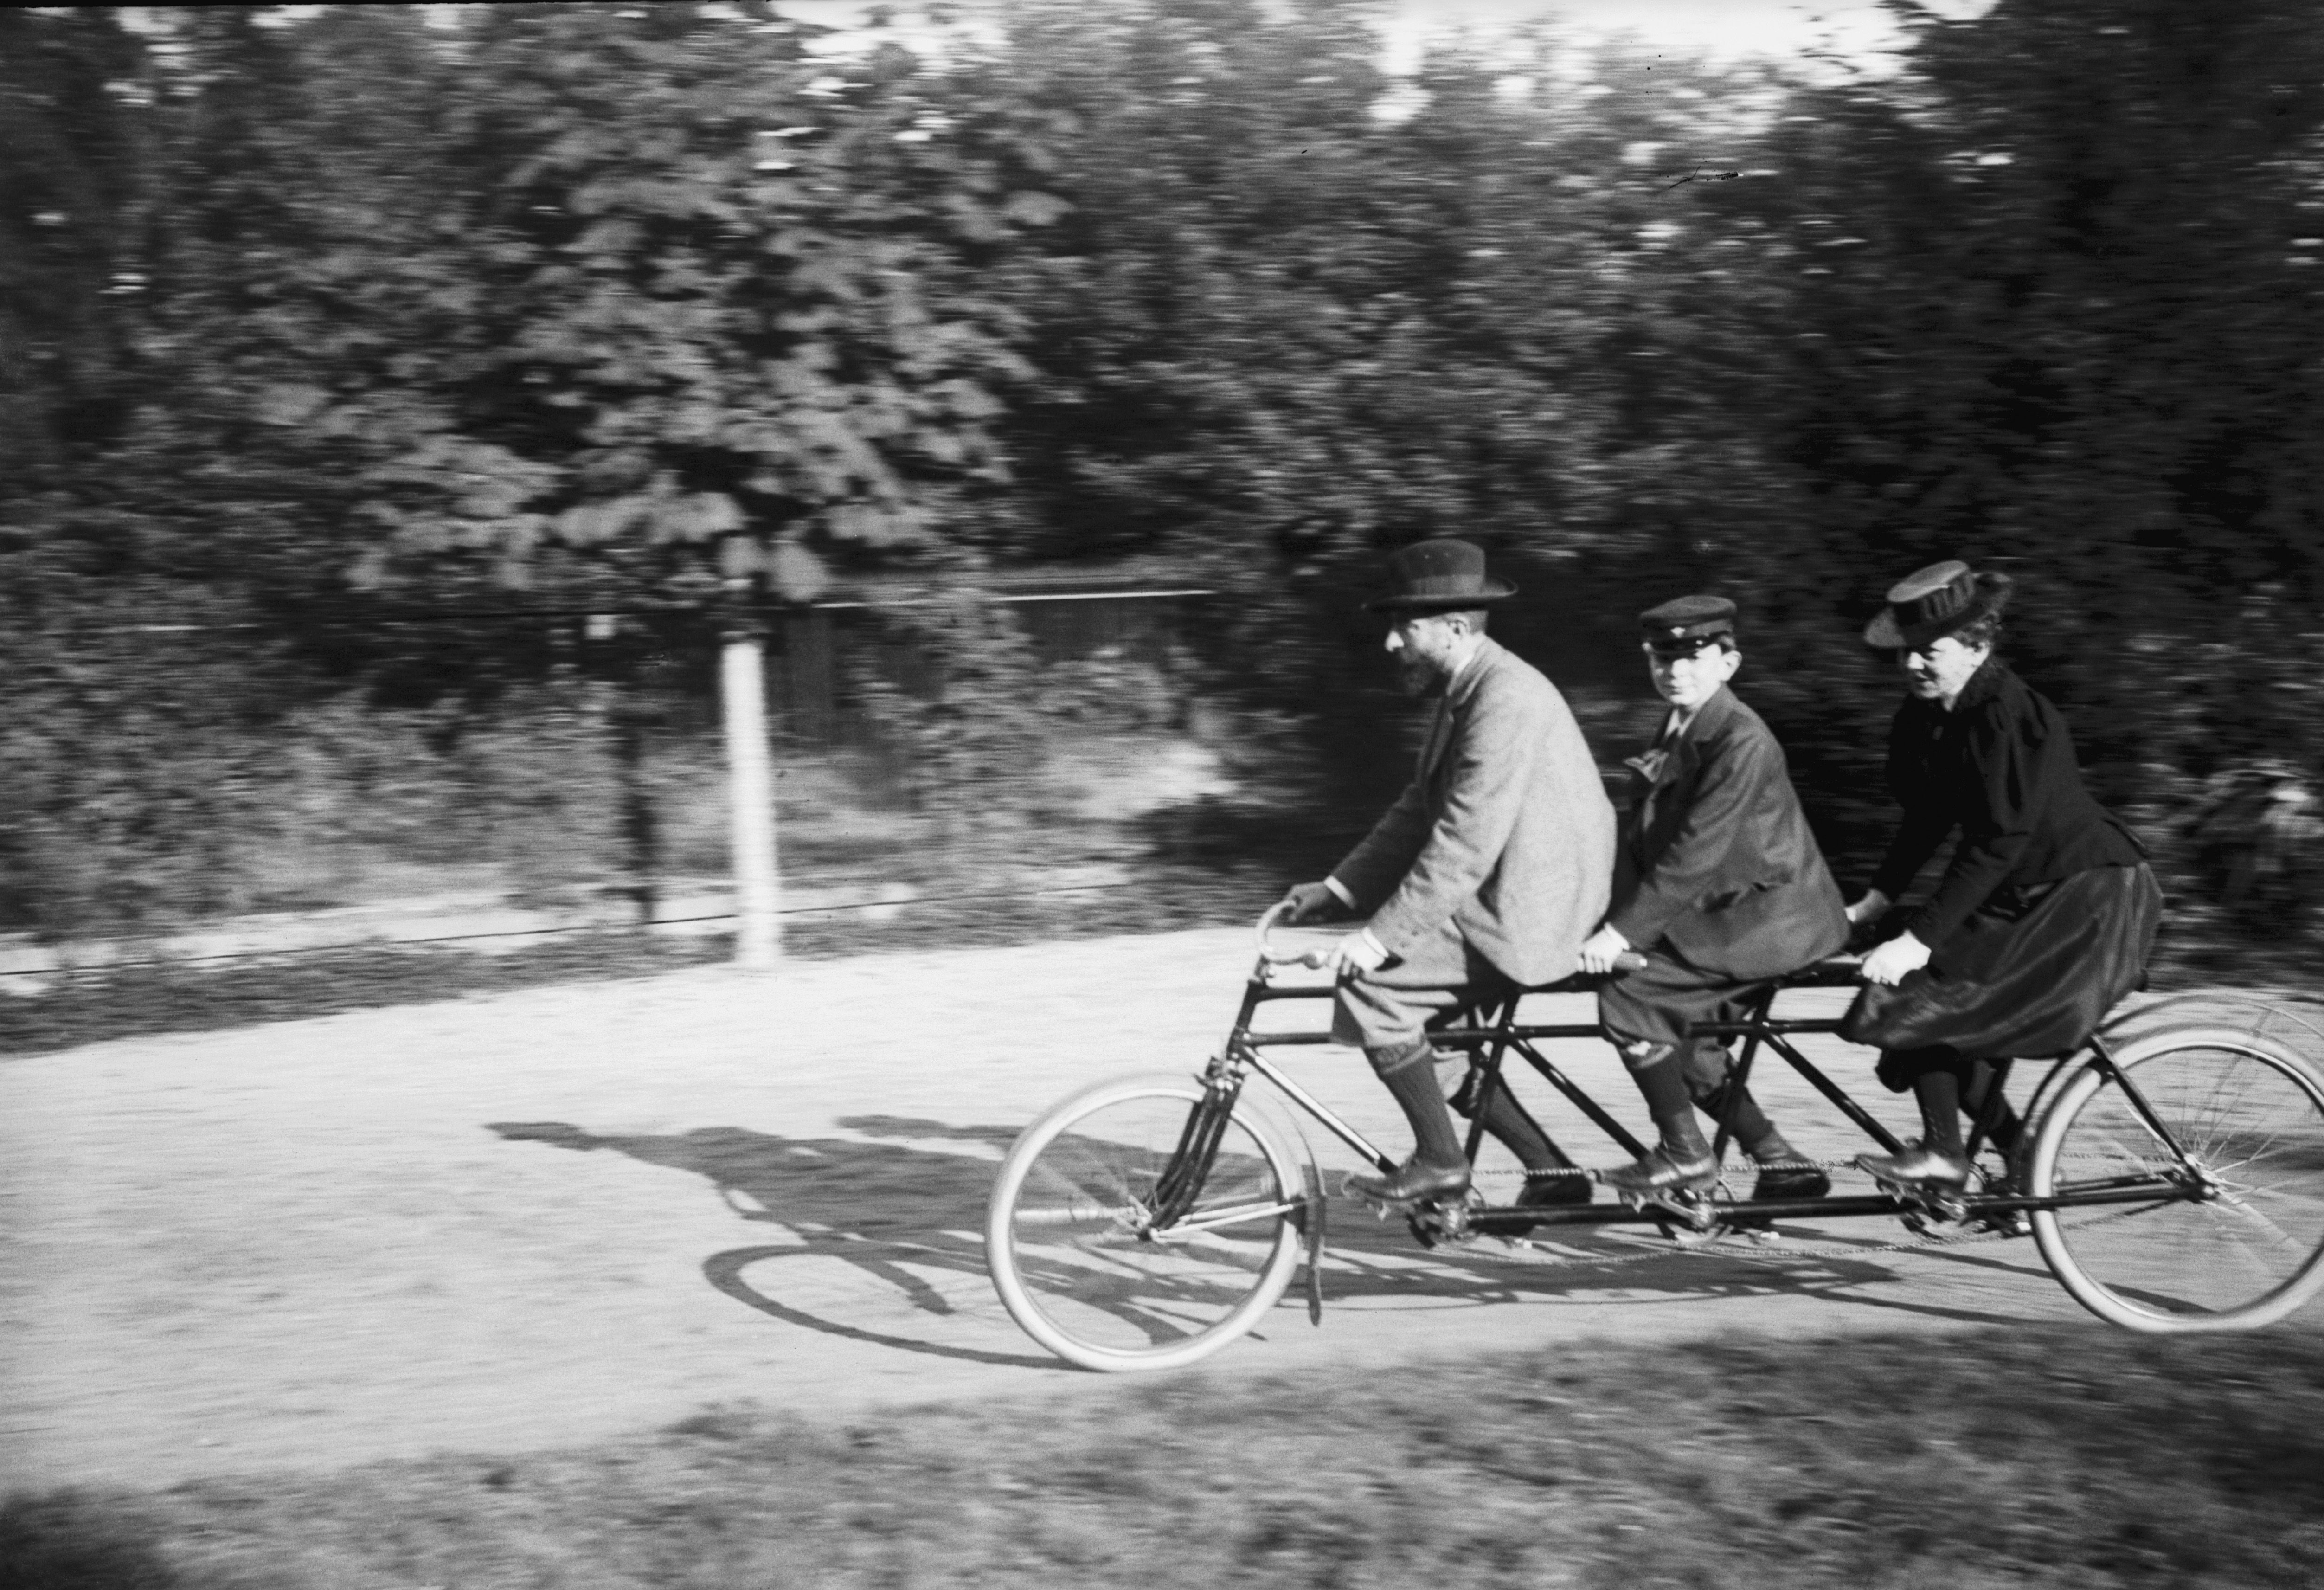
[1897,1191,1973,1236]
[1405,1202,1474,1249]
[1663,1203,1721,1233]
[1654,1184,1721,1222]
[1907,1188,1969,1222]
[1627,1190,1720,1233]
[1869,1172,1968,1212]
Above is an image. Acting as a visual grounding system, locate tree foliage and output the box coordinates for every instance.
[2,0,2321,940]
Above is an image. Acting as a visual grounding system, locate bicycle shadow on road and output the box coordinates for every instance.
[489,1116,1062,1369]
[489,1117,2045,1361]
[1307,1212,2055,1330]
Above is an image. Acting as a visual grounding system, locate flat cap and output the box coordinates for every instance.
[1639,594,1736,654]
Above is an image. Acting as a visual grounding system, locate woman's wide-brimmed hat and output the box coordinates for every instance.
[1363,538,1518,613]
[1862,559,2014,650]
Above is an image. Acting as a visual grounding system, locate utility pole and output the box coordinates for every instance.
[720,582,781,969]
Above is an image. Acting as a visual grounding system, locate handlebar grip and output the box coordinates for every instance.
[1256,900,1335,968]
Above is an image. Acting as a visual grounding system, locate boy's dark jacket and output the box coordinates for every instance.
[1609,684,1848,980]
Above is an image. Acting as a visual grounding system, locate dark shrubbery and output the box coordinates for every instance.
[1,0,2318,962]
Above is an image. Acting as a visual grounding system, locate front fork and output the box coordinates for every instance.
[1188,984,1332,1322]
[1150,1061,1249,1228]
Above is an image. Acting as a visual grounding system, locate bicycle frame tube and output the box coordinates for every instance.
[1704,1013,1765,1164]
[2078,1034,2201,1172]
[1217,965,2199,1226]
[1457,1006,1589,1170]
[1959,1058,2016,1165]
[1503,1034,1653,1159]
[1239,1043,1399,1172]
[1746,1029,1909,1156]
[1455,999,1505,1165]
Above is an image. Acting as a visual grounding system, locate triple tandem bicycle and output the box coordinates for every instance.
[985,907,2324,1371]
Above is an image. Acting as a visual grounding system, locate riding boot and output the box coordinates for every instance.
[1601,1044,1716,1194]
[1856,1061,1972,1188]
[1961,1060,2025,1154]
[1448,1065,1589,1207]
[1913,1063,1968,1160]
[1347,1043,1473,1202]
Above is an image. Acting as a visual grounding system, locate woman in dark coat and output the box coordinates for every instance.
[1842,560,2163,1189]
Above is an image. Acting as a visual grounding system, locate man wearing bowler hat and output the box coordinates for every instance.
[1278,539,1616,1204]
[1575,595,1849,1200]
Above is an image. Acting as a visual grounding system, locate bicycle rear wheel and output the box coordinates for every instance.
[987,1072,1307,1372]
[2031,1024,2324,1332]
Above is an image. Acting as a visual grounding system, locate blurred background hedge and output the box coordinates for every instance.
[2,0,2318,972]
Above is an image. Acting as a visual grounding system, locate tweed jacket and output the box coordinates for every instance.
[1607,684,1847,981]
[1331,638,1616,988]
[1868,659,2146,949]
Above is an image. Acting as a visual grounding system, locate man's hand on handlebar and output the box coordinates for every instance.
[1278,880,1347,925]
[1575,923,1631,976]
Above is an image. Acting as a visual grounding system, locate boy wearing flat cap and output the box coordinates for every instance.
[1279,539,1617,1205]
[1576,595,1849,1199]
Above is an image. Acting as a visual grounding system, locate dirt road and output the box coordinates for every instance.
[2,928,2292,1491]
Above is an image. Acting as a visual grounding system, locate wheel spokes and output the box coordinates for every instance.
[2042,1040,2324,1327]
[991,1084,1303,1366]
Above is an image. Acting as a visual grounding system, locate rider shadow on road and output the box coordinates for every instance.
[491,1115,1017,1234]
[489,1115,1066,1369]
[487,1118,2042,1367]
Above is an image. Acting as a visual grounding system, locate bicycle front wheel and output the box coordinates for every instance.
[2031,1024,2324,1332]
[987,1072,1307,1372]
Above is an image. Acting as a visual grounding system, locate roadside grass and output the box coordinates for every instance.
[0,867,1278,1058]
[8,1326,2324,1589]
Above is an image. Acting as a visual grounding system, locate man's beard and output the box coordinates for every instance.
[1395,656,1442,697]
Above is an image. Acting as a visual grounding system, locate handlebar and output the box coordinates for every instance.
[1257,901,1652,975]
[1256,900,1334,968]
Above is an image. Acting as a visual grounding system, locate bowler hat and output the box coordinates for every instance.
[1640,594,1736,656]
[1363,538,1518,613]
[1862,560,2014,650]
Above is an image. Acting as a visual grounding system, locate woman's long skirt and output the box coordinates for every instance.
[1840,863,2162,1082]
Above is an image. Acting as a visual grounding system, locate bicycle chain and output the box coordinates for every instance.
[1462,1154,2097,1181]
[1343,1217,2027,1275]
[1353,1161,2155,1269]
[1638,1199,2148,1268]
